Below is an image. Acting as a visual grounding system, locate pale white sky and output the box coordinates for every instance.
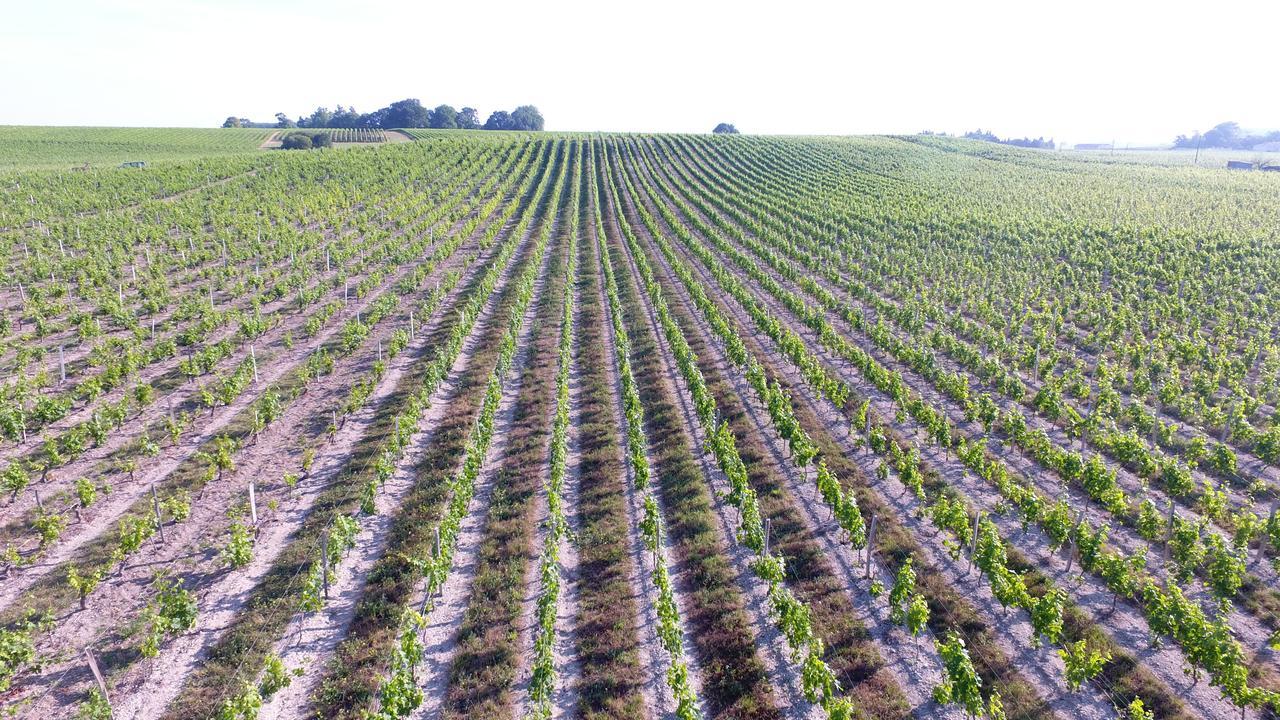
[2,0,1276,145]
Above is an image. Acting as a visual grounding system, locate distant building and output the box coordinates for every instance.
[1227,160,1254,170]
[1073,143,1112,150]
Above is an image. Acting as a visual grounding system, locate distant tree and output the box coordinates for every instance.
[510,105,545,131]
[299,107,334,128]
[712,123,739,134]
[331,105,362,128]
[964,129,1054,149]
[484,110,514,131]
[1173,121,1280,149]
[221,117,244,128]
[311,132,333,148]
[457,107,481,130]
[964,129,1000,143]
[1203,121,1241,148]
[358,107,387,128]
[265,98,541,132]
[429,104,459,129]
[382,98,430,128]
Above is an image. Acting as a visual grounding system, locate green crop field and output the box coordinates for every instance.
[0,126,274,171]
[0,130,1278,720]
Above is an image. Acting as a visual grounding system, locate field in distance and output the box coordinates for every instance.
[0,126,276,171]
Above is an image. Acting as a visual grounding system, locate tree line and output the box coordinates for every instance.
[221,99,543,131]
[919,129,1055,149]
[1174,121,1280,150]
[960,129,1055,149]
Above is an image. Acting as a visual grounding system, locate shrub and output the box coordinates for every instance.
[280,131,331,150]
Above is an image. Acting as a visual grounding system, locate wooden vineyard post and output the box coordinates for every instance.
[58,345,66,385]
[150,315,156,338]
[378,341,383,363]
[865,514,877,579]
[325,248,330,273]
[1164,500,1176,564]
[764,518,772,557]
[248,481,258,527]
[84,648,112,716]
[344,283,349,304]
[152,483,165,544]
[33,488,43,514]
[250,343,258,383]
[1066,510,1085,575]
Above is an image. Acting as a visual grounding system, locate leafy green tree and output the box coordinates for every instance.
[713,123,740,134]
[510,105,545,131]
[457,107,480,129]
[331,105,362,128]
[428,104,458,129]
[382,98,430,128]
[483,111,512,130]
[302,106,334,128]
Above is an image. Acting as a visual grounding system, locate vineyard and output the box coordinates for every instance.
[0,127,274,171]
[323,129,389,144]
[0,131,1278,720]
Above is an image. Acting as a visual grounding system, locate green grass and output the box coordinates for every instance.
[0,126,273,171]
